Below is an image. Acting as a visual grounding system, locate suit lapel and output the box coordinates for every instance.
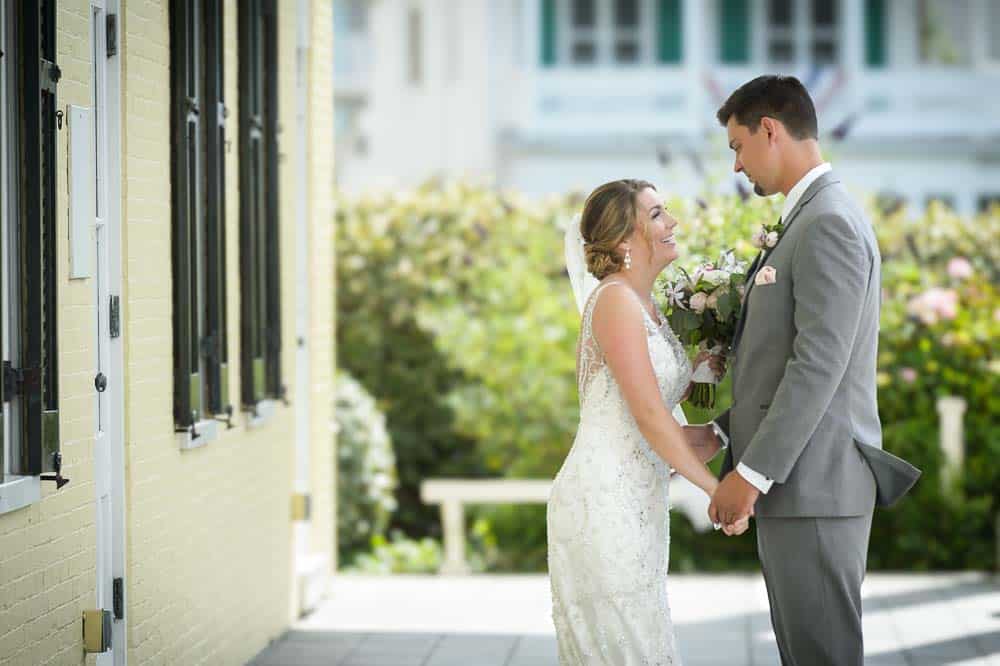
[732,172,841,352]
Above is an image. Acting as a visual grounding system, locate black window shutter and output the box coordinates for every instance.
[239,0,266,408]
[170,0,202,429]
[203,0,229,416]
[0,34,4,484]
[239,0,282,409]
[18,0,61,476]
[262,0,282,400]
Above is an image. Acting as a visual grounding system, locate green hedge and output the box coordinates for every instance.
[336,185,999,571]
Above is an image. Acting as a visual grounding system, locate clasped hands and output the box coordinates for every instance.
[709,471,757,536]
[684,423,756,537]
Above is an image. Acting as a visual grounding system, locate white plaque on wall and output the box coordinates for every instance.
[68,104,94,280]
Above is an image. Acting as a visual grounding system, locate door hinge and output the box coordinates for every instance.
[82,609,112,653]
[2,362,42,401]
[109,295,120,338]
[113,577,124,620]
[106,14,118,57]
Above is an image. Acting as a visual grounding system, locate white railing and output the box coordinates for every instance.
[421,476,713,575]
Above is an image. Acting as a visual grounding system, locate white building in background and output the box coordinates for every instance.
[334,0,1000,215]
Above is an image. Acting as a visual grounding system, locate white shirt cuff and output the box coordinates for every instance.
[737,463,774,494]
[710,421,729,448]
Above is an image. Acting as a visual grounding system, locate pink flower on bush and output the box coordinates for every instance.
[907,287,958,325]
[899,367,918,384]
[947,256,973,280]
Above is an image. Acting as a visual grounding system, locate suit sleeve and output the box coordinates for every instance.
[738,214,870,484]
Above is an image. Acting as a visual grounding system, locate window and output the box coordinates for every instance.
[990,1,1000,62]
[762,0,839,65]
[918,0,972,66]
[344,0,367,31]
[170,0,230,435]
[239,0,284,412]
[407,7,423,84]
[540,0,682,66]
[2,0,63,488]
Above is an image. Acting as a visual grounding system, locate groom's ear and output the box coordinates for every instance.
[760,117,780,144]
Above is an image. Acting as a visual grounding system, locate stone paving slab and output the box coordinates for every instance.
[249,573,1000,666]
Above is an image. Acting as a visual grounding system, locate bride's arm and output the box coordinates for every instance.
[592,287,719,496]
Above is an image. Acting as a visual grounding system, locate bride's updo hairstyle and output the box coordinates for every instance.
[580,179,657,280]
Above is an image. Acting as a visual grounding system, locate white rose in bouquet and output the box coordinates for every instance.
[690,292,708,313]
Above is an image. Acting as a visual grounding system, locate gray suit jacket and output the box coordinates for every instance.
[717,171,919,517]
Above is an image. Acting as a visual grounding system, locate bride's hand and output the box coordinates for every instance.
[722,509,753,536]
[693,350,727,379]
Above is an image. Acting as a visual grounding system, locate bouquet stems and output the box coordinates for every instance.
[689,382,717,409]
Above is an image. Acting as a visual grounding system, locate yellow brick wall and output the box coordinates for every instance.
[0,0,335,664]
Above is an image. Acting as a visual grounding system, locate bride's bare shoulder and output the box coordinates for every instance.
[590,281,643,332]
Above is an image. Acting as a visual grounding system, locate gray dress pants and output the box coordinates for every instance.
[755,511,874,666]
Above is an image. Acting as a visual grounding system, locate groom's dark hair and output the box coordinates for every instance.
[716,75,818,141]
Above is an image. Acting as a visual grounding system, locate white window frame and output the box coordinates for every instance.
[0,0,41,514]
[755,0,841,66]
[556,0,658,66]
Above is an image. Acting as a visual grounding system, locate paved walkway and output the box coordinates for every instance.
[249,573,1000,665]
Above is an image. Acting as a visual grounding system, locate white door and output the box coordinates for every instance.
[91,2,126,663]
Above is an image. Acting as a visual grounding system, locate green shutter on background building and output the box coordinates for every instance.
[865,0,886,67]
[719,0,749,64]
[656,0,683,63]
[541,0,556,66]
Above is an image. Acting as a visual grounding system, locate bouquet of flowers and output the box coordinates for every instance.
[661,250,749,408]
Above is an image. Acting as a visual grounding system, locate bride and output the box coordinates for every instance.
[548,179,746,664]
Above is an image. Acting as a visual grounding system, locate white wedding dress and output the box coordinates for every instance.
[547,279,692,665]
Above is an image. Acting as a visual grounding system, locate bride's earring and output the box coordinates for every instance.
[624,248,632,270]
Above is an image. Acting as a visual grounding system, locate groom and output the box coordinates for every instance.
[688,75,919,665]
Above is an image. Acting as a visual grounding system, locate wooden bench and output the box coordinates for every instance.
[420,477,713,575]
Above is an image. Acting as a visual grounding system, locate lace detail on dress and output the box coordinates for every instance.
[576,280,623,403]
[576,280,690,408]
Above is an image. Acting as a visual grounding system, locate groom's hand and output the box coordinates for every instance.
[709,471,760,526]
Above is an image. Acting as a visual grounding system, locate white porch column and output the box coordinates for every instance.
[937,396,967,489]
[440,500,471,575]
[841,0,864,113]
[683,0,708,130]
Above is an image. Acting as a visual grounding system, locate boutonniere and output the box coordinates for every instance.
[751,220,784,250]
